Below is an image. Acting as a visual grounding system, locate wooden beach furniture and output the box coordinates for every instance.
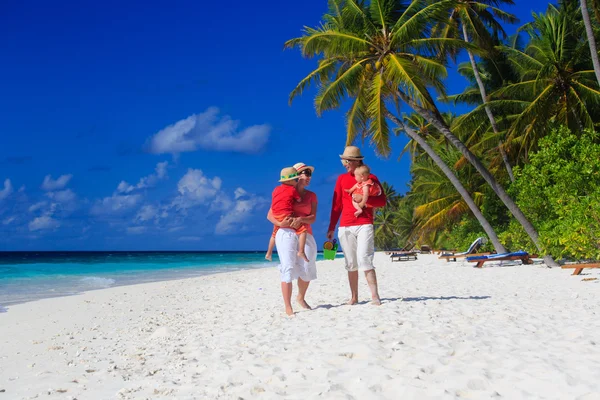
[466,250,532,269]
[390,252,418,262]
[439,252,491,262]
[561,263,600,275]
[439,237,486,262]
[420,245,431,254]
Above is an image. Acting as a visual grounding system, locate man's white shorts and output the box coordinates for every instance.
[338,224,375,272]
[275,228,317,283]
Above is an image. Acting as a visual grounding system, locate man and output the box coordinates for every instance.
[327,146,386,305]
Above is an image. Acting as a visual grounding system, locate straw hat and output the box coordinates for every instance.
[279,167,298,182]
[339,146,364,160]
[293,162,315,174]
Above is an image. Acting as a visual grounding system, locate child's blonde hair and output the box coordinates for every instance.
[355,165,370,177]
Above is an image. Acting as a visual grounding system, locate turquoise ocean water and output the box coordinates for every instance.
[0,251,340,308]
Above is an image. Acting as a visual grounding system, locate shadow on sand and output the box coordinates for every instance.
[313,295,490,310]
[396,295,491,302]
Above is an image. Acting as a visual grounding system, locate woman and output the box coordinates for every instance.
[267,162,318,316]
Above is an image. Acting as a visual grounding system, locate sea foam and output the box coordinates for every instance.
[80,277,116,288]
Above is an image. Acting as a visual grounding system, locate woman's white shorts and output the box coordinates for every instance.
[275,228,317,283]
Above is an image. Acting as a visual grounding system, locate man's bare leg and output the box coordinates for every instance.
[365,269,381,305]
[281,282,295,316]
[296,278,311,309]
[347,270,359,305]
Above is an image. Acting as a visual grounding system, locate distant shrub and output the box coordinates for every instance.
[443,216,492,253]
[501,126,600,259]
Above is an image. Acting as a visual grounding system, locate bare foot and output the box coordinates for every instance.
[296,296,312,310]
[265,253,272,261]
[297,251,309,262]
[346,298,359,305]
[371,298,382,306]
[285,307,295,317]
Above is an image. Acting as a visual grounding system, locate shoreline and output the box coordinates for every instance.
[1,253,599,399]
[0,252,345,308]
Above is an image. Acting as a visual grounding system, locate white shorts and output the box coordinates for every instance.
[275,229,317,283]
[338,224,375,272]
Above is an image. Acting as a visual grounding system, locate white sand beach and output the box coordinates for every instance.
[1,253,599,399]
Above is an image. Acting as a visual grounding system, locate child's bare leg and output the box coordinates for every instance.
[297,232,309,262]
[265,236,276,261]
[352,200,363,217]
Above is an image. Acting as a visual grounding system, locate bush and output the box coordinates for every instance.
[443,216,493,253]
[502,127,600,259]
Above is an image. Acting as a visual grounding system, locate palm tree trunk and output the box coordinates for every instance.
[462,24,515,182]
[395,90,558,267]
[387,113,507,254]
[581,0,600,85]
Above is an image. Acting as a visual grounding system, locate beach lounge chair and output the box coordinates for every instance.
[561,263,600,275]
[420,245,431,254]
[466,250,532,269]
[439,237,488,262]
[390,251,417,262]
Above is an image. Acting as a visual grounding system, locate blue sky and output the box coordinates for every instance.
[0,0,554,251]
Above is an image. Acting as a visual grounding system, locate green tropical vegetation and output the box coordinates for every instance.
[286,0,600,262]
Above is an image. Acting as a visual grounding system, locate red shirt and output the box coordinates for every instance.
[271,184,300,216]
[328,172,386,230]
[292,190,317,236]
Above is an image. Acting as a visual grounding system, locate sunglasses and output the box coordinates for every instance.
[299,169,312,177]
[341,159,360,165]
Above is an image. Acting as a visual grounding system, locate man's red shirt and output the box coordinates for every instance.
[328,172,386,231]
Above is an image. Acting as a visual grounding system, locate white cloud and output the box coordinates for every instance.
[29,201,48,213]
[146,107,270,155]
[47,189,76,203]
[117,161,169,194]
[215,188,269,235]
[135,205,158,223]
[42,174,72,191]
[155,161,168,179]
[29,215,60,231]
[0,179,13,200]
[215,198,254,235]
[127,226,147,235]
[3,216,16,225]
[91,193,142,216]
[171,168,222,210]
[164,170,268,235]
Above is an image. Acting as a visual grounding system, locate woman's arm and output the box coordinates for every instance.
[267,208,291,227]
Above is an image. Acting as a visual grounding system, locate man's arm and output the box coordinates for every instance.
[366,174,386,208]
[328,175,343,234]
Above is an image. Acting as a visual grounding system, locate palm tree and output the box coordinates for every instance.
[393,115,506,252]
[379,181,400,205]
[434,0,518,181]
[374,194,417,249]
[448,56,521,173]
[485,4,600,156]
[409,146,486,238]
[581,0,600,85]
[286,0,540,258]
